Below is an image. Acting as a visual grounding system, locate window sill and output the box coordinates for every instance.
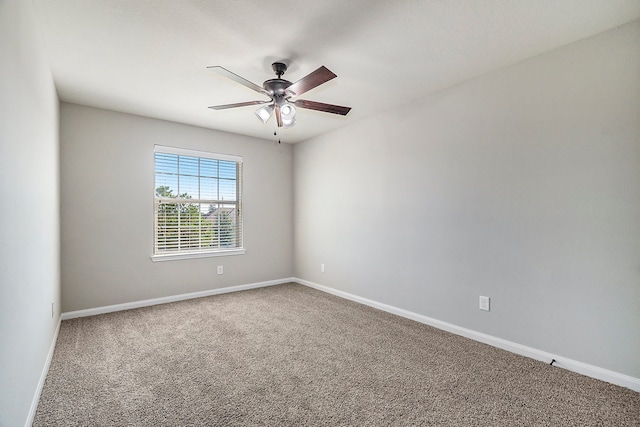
[150,248,246,262]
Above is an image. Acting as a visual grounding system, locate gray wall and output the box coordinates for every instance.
[0,1,61,425]
[60,103,293,312]
[294,21,640,378]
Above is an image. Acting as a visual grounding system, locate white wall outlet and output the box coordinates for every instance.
[217,265,223,275]
[321,263,325,273]
[479,296,490,312]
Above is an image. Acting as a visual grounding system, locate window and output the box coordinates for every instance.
[152,145,244,261]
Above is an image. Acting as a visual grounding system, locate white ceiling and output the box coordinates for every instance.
[33,0,640,144]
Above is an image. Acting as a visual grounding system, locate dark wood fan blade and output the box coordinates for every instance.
[287,66,337,96]
[275,105,283,127]
[208,100,270,110]
[208,66,269,95]
[293,99,351,116]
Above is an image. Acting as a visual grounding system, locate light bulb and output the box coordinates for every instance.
[280,102,296,123]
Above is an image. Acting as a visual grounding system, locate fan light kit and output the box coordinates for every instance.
[208,62,351,129]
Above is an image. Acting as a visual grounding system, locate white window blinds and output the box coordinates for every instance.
[153,145,243,257]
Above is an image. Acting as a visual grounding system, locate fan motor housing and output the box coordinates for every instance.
[263,79,292,97]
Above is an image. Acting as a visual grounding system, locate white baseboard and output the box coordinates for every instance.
[26,316,61,427]
[61,277,295,320]
[295,277,640,393]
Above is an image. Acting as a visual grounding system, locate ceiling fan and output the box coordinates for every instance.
[208,62,351,128]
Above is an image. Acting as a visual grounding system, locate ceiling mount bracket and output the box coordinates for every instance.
[271,62,287,78]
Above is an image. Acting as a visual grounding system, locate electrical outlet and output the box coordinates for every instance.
[479,296,490,312]
[51,302,54,318]
[321,263,325,273]
[217,265,223,275]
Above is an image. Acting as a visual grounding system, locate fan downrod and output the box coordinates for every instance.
[272,62,287,78]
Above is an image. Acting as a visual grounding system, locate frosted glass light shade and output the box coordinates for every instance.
[281,103,296,128]
[255,105,274,123]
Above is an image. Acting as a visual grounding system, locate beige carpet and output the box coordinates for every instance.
[34,283,640,426]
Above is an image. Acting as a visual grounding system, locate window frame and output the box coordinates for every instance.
[151,145,245,262]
